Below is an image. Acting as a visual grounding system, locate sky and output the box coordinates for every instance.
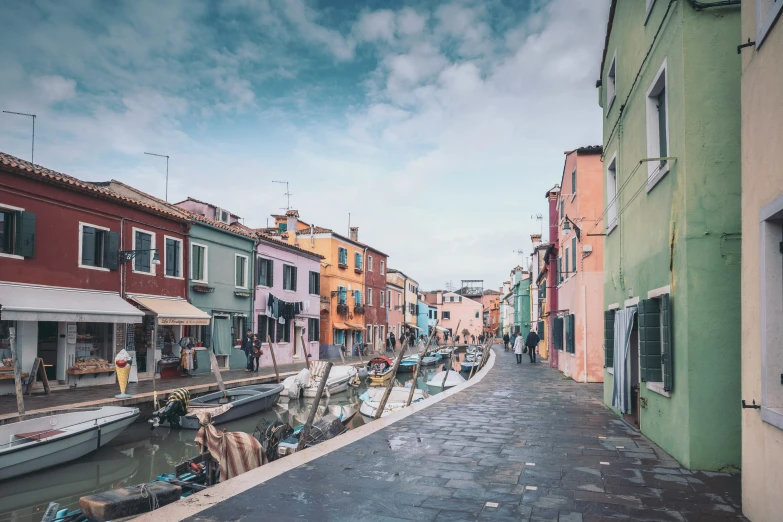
[0,0,610,291]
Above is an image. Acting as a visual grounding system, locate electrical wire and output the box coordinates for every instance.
[585,160,645,236]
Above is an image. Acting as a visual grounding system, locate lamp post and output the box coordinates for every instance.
[144,152,170,202]
[119,248,161,266]
[562,215,582,241]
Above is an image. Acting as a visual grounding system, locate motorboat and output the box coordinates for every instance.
[150,384,283,430]
[437,347,454,357]
[420,353,442,366]
[398,354,420,372]
[367,356,395,386]
[0,406,139,481]
[276,405,356,457]
[426,370,467,389]
[460,360,481,373]
[281,364,360,399]
[359,387,428,419]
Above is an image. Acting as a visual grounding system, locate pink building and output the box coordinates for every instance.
[386,282,404,341]
[554,146,604,382]
[425,291,483,342]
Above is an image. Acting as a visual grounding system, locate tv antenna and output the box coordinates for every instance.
[144,152,170,202]
[532,213,544,235]
[3,111,36,164]
[272,181,292,211]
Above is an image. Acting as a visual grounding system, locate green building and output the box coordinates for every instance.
[511,267,531,339]
[175,199,257,373]
[598,0,741,470]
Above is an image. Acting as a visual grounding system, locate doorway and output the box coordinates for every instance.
[294,326,302,358]
[37,321,59,381]
[623,314,641,429]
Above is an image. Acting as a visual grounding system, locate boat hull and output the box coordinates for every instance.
[175,384,283,429]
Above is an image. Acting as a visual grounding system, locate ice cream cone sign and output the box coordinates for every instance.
[115,349,133,398]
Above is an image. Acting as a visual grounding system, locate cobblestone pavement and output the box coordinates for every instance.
[187,347,745,522]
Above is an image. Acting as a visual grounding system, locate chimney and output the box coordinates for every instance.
[286,210,299,246]
[350,226,359,242]
[531,234,542,248]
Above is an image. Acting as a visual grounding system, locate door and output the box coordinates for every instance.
[294,326,302,357]
[624,315,641,429]
[37,321,59,381]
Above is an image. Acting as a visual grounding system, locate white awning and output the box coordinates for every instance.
[0,283,144,323]
[129,295,211,326]
[435,326,449,332]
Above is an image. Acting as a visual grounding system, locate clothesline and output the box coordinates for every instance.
[265,293,310,324]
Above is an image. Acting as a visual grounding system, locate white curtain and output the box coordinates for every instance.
[212,318,231,356]
[611,307,637,413]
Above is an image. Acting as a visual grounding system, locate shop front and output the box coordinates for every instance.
[126,295,211,380]
[0,283,144,392]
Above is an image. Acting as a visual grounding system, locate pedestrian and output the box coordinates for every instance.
[241,329,254,371]
[251,334,263,372]
[390,331,397,351]
[503,333,510,351]
[525,329,541,363]
[513,333,525,364]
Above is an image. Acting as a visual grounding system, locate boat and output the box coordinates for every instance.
[281,363,360,398]
[426,370,467,389]
[359,387,428,419]
[367,356,395,385]
[420,353,441,366]
[151,384,283,430]
[0,406,139,481]
[276,405,357,457]
[460,360,481,372]
[437,347,454,357]
[398,354,420,372]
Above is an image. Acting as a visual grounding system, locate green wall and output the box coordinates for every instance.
[515,279,531,338]
[599,1,741,470]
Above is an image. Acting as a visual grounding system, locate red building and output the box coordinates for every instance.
[0,152,207,392]
[361,239,389,351]
[545,185,561,369]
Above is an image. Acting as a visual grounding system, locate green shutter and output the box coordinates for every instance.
[604,310,615,368]
[565,249,569,277]
[572,237,577,273]
[564,315,571,352]
[639,298,662,383]
[16,211,35,257]
[553,317,563,351]
[81,226,96,266]
[572,168,576,194]
[268,259,274,288]
[203,323,211,349]
[537,320,544,340]
[662,293,673,392]
[657,89,668,168]
[104,231,119,270]
[291,266,297,291]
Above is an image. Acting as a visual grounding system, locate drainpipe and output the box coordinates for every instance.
[362,246,368,350]
[582,266,588,384]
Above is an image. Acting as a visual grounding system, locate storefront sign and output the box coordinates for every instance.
[158,317,211,326]
[234,291,251,298]
[66,323,77,344]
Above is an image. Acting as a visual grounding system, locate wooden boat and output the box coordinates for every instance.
[398,354,419,372]
[420,353,441,366]
[437,347,454,357]
[367,356,395,385]
[359,386,428,419]
[0,406,139,481]
[460,360,481,372]
[281,364,360,398]
[153,384,283,430]
[426,370,467,389]
[276,405,356,457]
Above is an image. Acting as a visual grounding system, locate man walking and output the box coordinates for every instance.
[525,329,541,363]
[502,332,510,351]
[241,329,254,371]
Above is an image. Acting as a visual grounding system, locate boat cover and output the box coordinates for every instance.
[194,410,266,481]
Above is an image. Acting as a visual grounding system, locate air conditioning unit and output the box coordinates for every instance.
[582,244,593,253]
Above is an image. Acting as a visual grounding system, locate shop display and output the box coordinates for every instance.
[115,349,132,398]
[67,357,115,375]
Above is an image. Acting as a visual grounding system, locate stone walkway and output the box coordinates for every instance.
[187,347,744,522]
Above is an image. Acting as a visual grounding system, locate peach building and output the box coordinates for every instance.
[553,146,604,382]
[425,291,483,342]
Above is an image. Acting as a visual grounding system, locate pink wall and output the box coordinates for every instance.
[386,284,404,338]
[556,150,604,382]
[440,292,483,341]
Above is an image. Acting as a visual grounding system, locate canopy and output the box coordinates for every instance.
[130,296,211,326]
[0,283,143,323]
[346,323,363,330]
[435,326,449,332]
[333,322,349,330]
[406,323,421,330]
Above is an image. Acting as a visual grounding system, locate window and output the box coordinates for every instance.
[79,223,118,270]
[553,317,564,351]
[367,255,373,271]
[283,264,297,291]
[277,317,290,343]
[606,51,617,110]
[308,318,319,342]
[380,260,385,275]
[191,243,207,282]
[397,293,401,307]
[338,247,348,266]
[367,288,373,306]
[442,311,451,320]
[409,303,415,315]
[235,254,248,288]
[309,271,320,295]
[607,152,618,232]
[354,251,362,270]
[334,329,345,345]
[572,167,577,195]
[366,325,372,344]
[559,198,564,222]
[354,290,362,305]
[0,206,35,258]
[646,59,669,189]
[756,0,783,46]
[165,237,183,278]
[434,310,437,320]
[133,229,155,274]
[638,293,673,395]
[572,237,577,274]
[380,290,385,308]
[565,248,569,278]
[475,311,480,319]
[338,286,347,305]
[257,257,273,287]
[760,196,783,429]
[565,314,575,353]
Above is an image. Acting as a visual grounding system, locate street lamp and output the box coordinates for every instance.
[562,215,581,241]
[119,248,160,265]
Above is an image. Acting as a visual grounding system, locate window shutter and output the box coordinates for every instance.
[104,231,119,270]
[572,238,577,273]
[82,227,96,266]
[16,211,36,257]
[292,266,297,291]
[662,293,673,392]
[203,323,211,349]
[257,314,266,342]
[553,317,563,351]
[604,310,615,368]
[268,260,274,287]
[538,320,545,341]
[639,298,662,383]
[565,248,569,277]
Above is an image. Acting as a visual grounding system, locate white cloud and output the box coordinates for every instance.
[281,0,356,61]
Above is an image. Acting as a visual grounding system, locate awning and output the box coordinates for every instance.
[333,322,349,330]
[346,323,363,331]
[130,296,211,326]
[0,283,144,323]
[435,326,449,332]
[406,323,421,330]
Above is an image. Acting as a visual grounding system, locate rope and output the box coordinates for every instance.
[134,483,160,512]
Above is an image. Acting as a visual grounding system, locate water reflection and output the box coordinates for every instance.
[0,351,475,522]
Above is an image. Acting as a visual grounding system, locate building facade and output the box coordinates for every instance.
[599,0,741,470]
[362,241,389,352]
[386,282,404,342]
[386,269,419,338]
[740,1,783,519]
[438,290,483,342]
[545,186,560,369]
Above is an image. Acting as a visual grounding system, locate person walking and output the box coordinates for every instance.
[525,329,541,363]
[251,334,263,372]
[513,334,525,364]
[390,331,397,351]
[241,329,254,371]
[503,333,510,352]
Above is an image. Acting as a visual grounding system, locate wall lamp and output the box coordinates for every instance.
[562,215,581,241]
[119,248,160,265]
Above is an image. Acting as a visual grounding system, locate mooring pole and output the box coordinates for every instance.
[267,335,280,383]
[10,327,24,416]
[300,334,312,372]
[406,320,438,407]
[298,362,332,450]
[374,345,406,419]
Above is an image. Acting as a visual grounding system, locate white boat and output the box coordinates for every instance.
[281,363,359,399]
[426,371,467,389]
[0,406,139,481]
[359,386,428,419]
[437,347,454,357]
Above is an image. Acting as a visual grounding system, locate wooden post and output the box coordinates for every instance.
[266,335,281,384]
[10,327,24,416]
[208,351,226,395]
[468,337,488,380]
[374,346,405,419]
[452,320,462,348]
[300,334,312,372]
[404,321,439,407]
[298,362,332,450]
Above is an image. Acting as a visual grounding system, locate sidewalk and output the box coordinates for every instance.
[0,356,365,422]
[185,347,744,522]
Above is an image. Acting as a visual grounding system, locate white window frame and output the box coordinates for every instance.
[163,235,184,280]
[131,227,156,276]
[606,152,618,234]
[645,0,656,24]
[761,194,783,430]
[78,222,111,272]
[606,50,617,113]
[354,250,362,269]
[380,260,385,275]
[644,285,673,398]
[756,0,783,48]
[282,263,297,292]
[257,256,272,288]
[367,288,373,306]
[380,289,385,308]
[0,202,24,260]
[235,253,249,289]
[645,58,670,192]
[367,255,373,272]
[190,242,209,283]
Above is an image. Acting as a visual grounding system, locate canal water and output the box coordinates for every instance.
[0,351,477,521]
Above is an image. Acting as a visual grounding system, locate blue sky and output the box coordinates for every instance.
[0,0,609,289]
